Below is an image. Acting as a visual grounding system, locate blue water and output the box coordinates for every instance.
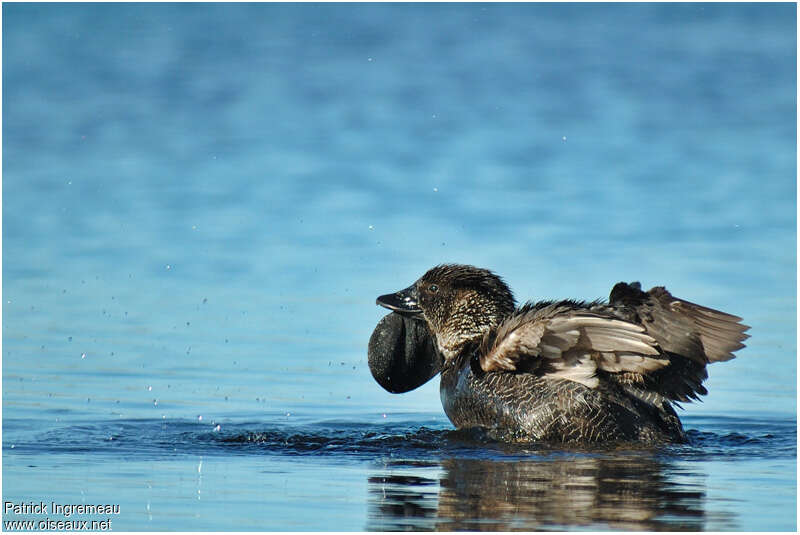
[3,2,796,531]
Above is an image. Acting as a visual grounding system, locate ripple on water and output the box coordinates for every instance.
[5,414,796,462]
[2,414,795,530]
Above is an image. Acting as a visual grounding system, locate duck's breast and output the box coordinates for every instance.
[439,358,562,441]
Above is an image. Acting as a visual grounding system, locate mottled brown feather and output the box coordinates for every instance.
[480,303,668,388]
[607,282,750,401]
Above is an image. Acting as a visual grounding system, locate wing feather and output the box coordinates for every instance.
[654,290,750,363]
[608,282,749,401]
[480,304,668,386]
[479,284,748,401]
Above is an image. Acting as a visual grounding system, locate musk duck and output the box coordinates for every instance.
[368,264,749,443]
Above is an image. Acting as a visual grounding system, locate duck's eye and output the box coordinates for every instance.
[429,284,439,293]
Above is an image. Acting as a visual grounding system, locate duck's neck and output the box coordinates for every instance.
[435,306,505,361]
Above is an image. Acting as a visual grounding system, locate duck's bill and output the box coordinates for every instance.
[376,285,422,314]
[368,311,442,393]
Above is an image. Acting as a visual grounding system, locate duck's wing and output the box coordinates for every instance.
[608,282,750,401]
[479,302,670,389]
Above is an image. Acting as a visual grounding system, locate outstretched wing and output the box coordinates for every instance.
[608,282,750,401]
[479,302,669,389]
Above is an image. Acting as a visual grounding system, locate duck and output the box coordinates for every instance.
[370,264,749,443]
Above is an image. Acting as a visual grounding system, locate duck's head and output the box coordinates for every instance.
[377,264,515,360]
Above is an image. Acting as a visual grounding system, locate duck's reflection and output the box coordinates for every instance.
[368,454,716,531]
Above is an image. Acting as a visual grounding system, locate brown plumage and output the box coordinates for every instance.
[374,264,750,443]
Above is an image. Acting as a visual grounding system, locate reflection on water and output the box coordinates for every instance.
[368,454,717,531]
[5,415,792,530]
